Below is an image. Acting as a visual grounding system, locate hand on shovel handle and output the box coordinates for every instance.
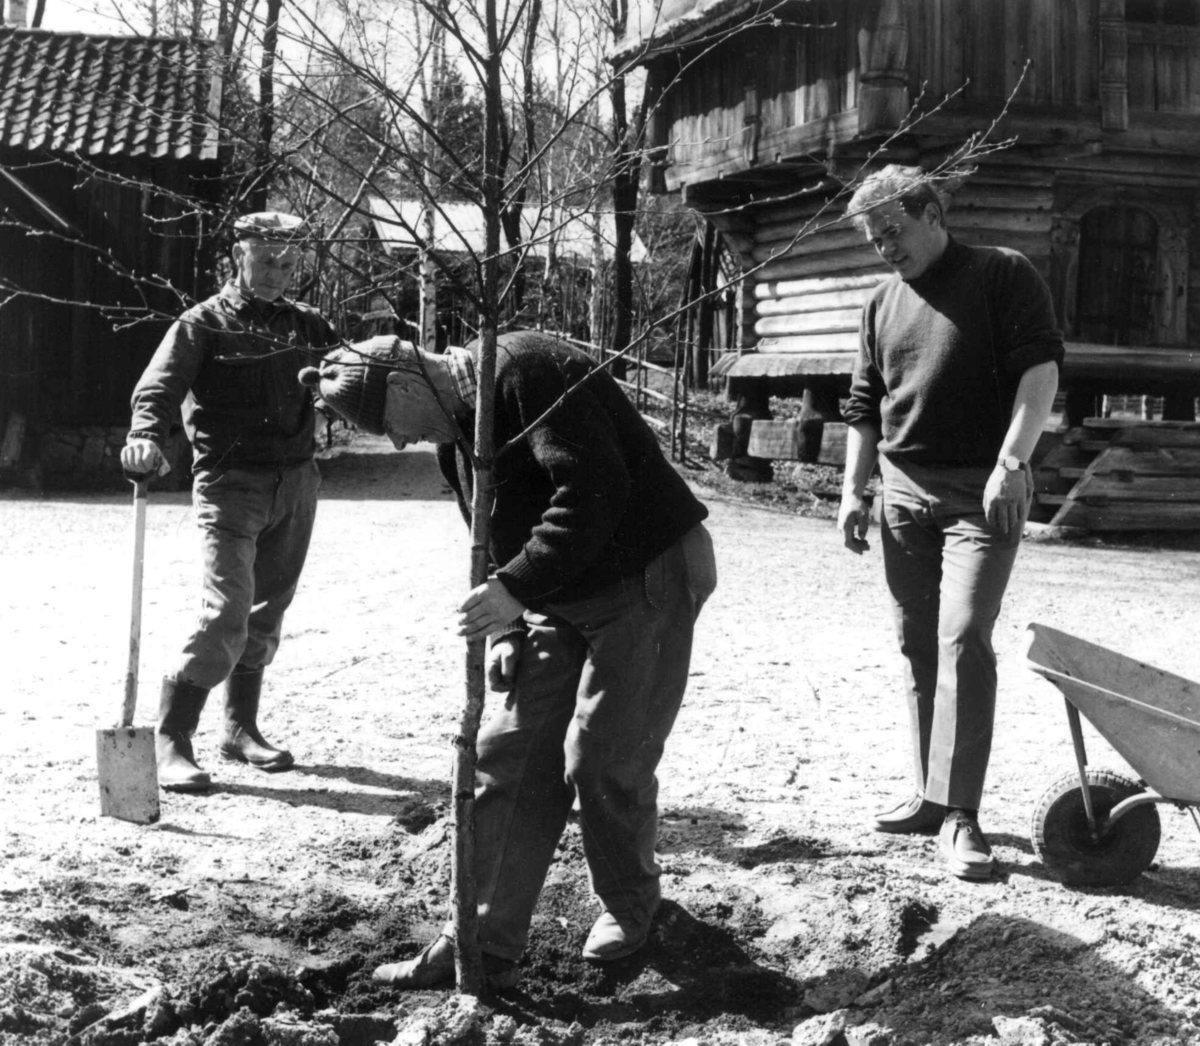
[121,439,169,479]
[96,476,160,824]
[121,477,147,729]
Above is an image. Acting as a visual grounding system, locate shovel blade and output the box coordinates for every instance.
[97,727,160,824]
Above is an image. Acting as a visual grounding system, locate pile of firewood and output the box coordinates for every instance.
[1033,418,1200,530]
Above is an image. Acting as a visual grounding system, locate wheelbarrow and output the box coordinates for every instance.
[1023,623,1200,887]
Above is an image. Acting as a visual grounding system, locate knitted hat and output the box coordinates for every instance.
[298,336,410,435]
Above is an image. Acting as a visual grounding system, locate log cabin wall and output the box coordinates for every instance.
[749,194,884,362]
[655,1,864,190]
[906,0,1098,111]
[652,0,1105,192]
[950,168,1056,278]
[1125,3,1200,112]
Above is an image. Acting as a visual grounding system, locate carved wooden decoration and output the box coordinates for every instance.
[859,0,910,135]
[1099,0,1130,131]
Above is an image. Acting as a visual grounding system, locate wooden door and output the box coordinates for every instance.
[1075,204,1159,347]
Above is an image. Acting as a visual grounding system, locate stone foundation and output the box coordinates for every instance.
[36,425,192,491]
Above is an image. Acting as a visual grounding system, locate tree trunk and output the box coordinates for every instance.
[609,60,633,383]
[246,0,281,211]
[420,206,439,352]
[451,0,505,1000]
[589,197,605,355]
[497,0,541,321]
[608,0,652,382]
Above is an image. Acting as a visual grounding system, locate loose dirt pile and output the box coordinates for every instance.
[3,432,1200,1046]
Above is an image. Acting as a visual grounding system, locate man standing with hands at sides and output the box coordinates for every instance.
[121,212,340,793]
[304,329,716,989]
[837,166,1063,880]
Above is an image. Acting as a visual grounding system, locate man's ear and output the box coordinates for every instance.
[923,203,942,229]
[231,242,246,266]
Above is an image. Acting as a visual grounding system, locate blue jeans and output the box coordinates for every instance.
[472,524,716,962]
[879,459,1027,811]
[176,460,320,688]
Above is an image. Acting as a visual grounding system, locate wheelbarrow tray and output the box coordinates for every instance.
[1024,623,1200,804]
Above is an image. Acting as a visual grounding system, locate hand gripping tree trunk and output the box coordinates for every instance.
[453,326,496,997]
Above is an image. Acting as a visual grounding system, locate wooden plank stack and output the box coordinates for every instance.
[746,419,848,466]
[1034,419,1200,530]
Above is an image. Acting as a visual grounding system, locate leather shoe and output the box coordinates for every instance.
[582,911,650,962]
[372,934,519,990]
[873,793,944,834]
[939,810,995,881]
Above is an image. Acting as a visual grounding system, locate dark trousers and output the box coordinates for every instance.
[177,460,320,688]
[880,459,1026,811]
[472,525,716,962]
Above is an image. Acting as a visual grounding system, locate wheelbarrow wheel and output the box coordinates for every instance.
[1032,770,1161,887]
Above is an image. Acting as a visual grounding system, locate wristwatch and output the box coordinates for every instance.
[998,455,1026,472]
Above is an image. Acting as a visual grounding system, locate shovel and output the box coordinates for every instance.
[96,476,160,824]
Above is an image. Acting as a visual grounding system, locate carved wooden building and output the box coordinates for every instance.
[618,0,1200,483]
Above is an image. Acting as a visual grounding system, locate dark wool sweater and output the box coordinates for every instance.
[843,239,1064,467]
[129,283,339,471]
[437,332,708,609]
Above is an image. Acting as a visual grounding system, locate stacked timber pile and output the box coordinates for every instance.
[745,418,848,466]
[1034,418,1200,530]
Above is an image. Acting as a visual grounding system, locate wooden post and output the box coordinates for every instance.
[858,0,910,135]
[694,223,716,387]
[726,380,773,482]
[796,387,827,464]
[0,412,26,470]
[1098,0,1129,132]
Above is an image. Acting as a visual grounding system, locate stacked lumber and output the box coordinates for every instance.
[745,419,848,466]
[1034,419,1200,530]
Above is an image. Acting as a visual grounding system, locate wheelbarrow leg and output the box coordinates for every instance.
[1065,698,1099,837]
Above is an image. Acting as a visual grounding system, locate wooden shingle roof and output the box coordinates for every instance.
[614,0,784,60]
[0,28,221,161]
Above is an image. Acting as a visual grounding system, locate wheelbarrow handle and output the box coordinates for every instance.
[120,478,148,729]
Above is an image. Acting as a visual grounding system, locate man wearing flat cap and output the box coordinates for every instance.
[122,211,340,793]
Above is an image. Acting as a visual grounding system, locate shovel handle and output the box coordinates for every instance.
[121,479,148,728]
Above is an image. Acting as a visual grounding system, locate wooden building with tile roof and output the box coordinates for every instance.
[0,27,225,486]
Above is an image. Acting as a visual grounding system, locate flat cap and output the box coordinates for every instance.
[232,211,313,242]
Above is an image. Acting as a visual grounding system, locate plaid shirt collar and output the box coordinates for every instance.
[445,345,477,410]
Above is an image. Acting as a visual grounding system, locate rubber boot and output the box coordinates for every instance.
[157,677,213,793]
[219,665,295,771]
